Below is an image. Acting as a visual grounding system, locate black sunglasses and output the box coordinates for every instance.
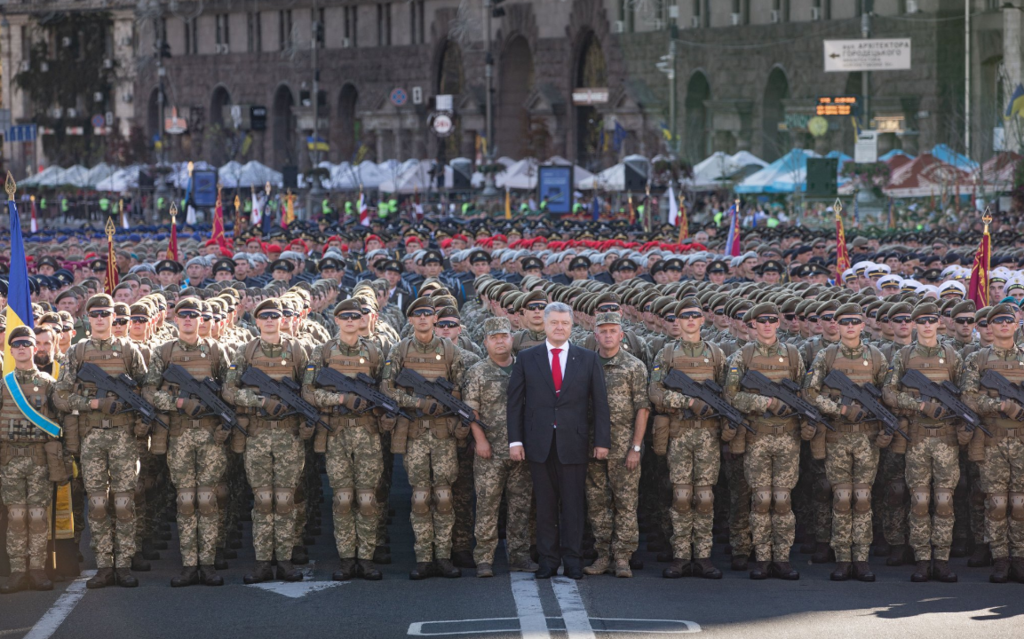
[257,312,282,320]
[714,309,726,315]
[597,305,620,312]
[88,310,113,318]
[525,303,547,311]
[807,317,819,323]
[9,340,34,349]
[177,310,200,319]
[436,321,460,329]
[979,321,989,328]
[915,317,939,325]
[990,316,1016,325]
[663,315,677,322]
[891,316,911,324]
[784,313,796,321]
[337,312,362,321]
[837,317,863,326]
[130,317,148,324]
[953,317,976,325]
[411,308,435,317]
[112,318,129,326]
[820,314,835,322]
[754,316,780,324]
[678,311,703,320]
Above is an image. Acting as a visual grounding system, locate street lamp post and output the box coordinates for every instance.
[481,0,498,198]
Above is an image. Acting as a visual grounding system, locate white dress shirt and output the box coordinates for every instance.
[510,340,568,449]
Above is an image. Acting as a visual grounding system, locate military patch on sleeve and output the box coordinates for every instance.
[730,366,738,373]
[229,364,237,370]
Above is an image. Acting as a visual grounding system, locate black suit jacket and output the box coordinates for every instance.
[507,343,611,465]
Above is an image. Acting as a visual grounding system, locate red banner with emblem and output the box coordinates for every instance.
[967,226,991,308]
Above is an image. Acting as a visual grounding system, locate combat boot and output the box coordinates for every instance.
[0,572,28,595]
[373,546,392,565]
[243,561,274,584]
[662,559,690,579]
[583,556,610,575]
[771,562,800,580]
[115,568,139,588]
[749,561,769,580]
[614,558,632,578]
[435,558,462,578]
[810,542,833,564]
[131,552,151,572]
[333,558,357,581]
[1009,558,1024,583]
[968,543,993,567]
[910,560,931,582]
[409,561,435,580]
[990,557,1010,584]
[476,563,494,578]
[932,560,957,583]
[27,569,53,591]
[451,550,476,569]
[170,566,200,587]
[214,548,229,570]
[830,562,852,581]
[731,554,749,571]
[509,557,539,573]
[291,545,309,565]
[200,566,224,586]
[887,544,908,567]
[357,559,382,581]
[853,562,875,582]
[692,558,722,579]
[86,567,116,589]
[276,560,303,582]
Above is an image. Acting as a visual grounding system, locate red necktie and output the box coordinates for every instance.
[551,348,563,394]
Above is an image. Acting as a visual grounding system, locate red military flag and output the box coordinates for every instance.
[967,214,992,308]
[212,189,230,250]
[104,217,119,295]
[167,205,179,261]
[835,200,851,278]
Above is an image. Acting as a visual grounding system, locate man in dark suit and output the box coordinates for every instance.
[507,301,611,579]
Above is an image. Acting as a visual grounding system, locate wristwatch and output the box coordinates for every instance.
[632,445,642,453]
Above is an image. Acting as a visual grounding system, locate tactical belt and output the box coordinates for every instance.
[752,422,797,436]
[831,422,876,434]
[985,425,1024,444]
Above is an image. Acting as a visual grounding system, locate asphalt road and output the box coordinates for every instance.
[2,461,1023,639]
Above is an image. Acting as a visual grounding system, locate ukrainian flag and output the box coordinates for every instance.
[3,174,34,376]
[1006,84,1024,120]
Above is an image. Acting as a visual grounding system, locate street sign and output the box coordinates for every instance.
[250,106,267,131]
[164,107,187,134]
[431,113,454,137]
[65,126,85,136]
[7,124,37,142]
[389,88,407,107]
[572,88,609,105]
[816,96,859,116]
[855,130,879,164]
[91,114,105,128]
[436,94,453,111]
[824,39,911,72]
[93,126,111,136]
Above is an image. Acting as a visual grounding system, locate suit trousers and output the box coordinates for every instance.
[529,428,587,570]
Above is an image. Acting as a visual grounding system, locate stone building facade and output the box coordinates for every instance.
[1,0,1021,175]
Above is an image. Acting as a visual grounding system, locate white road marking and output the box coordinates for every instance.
[22,570,95,639]
[0,628,33,637]
[551,577,596,639]
[510,572,551,639]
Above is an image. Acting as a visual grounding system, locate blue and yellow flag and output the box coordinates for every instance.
[1006,84,1024,120]
[3,173,34,376]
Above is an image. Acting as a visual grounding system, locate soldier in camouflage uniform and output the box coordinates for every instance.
[511,290,549,355]
[648,298,726,579]
[961,303,1024,583]
[223,297,310,584]
[54,293,148,589]
[582,312,649,578]
[302,298,385,581]
[724,302,807,580]
[882,302,968,583]
[0,327,64,594]
[463,317,538,577]
[803,303,887,582]
[382,296,466,579]
[142,297,232,587]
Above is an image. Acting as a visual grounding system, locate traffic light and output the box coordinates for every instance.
[160,42,172,58]
[491,0,505,18]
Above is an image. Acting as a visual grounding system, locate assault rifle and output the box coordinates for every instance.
[240,367,332,431]
[740,369,834,431]
[979,369,1024,424]
[163,363,246,436]
[900,369,988,436]
[662,369,753,433]
[79,362,168,430]
[315,368,411,420]
[394,368,488,429]
[821,369,908,440]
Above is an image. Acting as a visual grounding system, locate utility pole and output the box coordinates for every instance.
[309,4,324,218]
[481,0,499,198]
[965,0,971,159]
[657,36,677,155]
[154,11,169,222]
[861,1,871,133]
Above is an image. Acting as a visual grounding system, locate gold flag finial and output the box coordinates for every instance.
[105,217,116,239]
[983,207,992,232]
[5,172,16,201]
[834,197,843,216]
[169,202,178,223]
[187,161,194,176]
[234,195,240,210]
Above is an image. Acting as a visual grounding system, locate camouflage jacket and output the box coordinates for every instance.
[462,357,514,458]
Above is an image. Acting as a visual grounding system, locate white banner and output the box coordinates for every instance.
[824,39,911,72]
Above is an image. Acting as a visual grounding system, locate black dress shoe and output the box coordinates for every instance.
[563,566,583,580]
[830,562,852,581]
[535,565,556,579]
[662,559,689,579]
[693,558,722,579]
[276,560,303,582]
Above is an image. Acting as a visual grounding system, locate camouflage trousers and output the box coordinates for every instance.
[1,455,52,572]
[452,441,476,554]
[81,427,138,569]
[473,455,532,565]
[745,434,800,563]
[824,433,880,562]
[877,448,908,545]
[243,427,305,562]
[326,426,383,560]
[585,458,641,559]
[134,437,159,555]
[167,428,228,567]
[905,438,959,561]
[666,428,721,560]
[724,451,752,558]
[404,429,458,563]
[978,437,1024,559]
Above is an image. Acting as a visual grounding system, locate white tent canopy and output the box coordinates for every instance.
[378,160,453,193]
[330,161,389,190]
[217,160,282,189]
[84,163,118,189]
[95,166,143,192]
[577,155,648,190]
[688,151,768,189]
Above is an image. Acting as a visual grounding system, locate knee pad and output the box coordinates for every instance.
[113,492,134,522]
[357,489,377,518]
[333,488,354,516]
[254,487,274,515]
[1010,492,1024,522]
[7,505,27,533]
[988,493,1009,522]
[412,488,431,515]
[215,483,229,508]
[813,477,832,504]
[772,488,792,515]
[886,480,907,507]
[176,488,197,516]
[197,486,217,517]
[274,488,295,515]
[752,487,772,514]
[911,487,931,517]
[853,484,872,514]
[934,488,953,518]
[434,485,453,515]
[28,506,48,535]
[832,483,853,515]
[672,484,693,514]
[694,485,714,515]
[88,494,109,522]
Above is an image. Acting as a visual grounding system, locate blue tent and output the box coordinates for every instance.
[879,149,915,163]
[735,148,820,194]
[929,144,978,171]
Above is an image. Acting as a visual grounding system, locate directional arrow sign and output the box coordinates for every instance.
[824,39,911,73]
[245,561,350,599]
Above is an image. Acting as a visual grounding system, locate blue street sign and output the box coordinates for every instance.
[7,124,37,142]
